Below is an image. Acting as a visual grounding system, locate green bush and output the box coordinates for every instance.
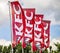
[0,42,60,53]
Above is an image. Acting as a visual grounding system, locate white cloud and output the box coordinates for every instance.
[0,0,14,2]
[0,0,15,26]
[44,12,60,25]
[22,0,60,10]
[22,0,51,8]
[0,1,9,26]
[0,0,60,26]
[22,0,60,25]
[0,39,11,46]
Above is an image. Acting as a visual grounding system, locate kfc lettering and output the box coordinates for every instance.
[32,15,44,51]
[43,20,50,48]
[11,1,24,47]
[23,9,35,46]
[14,5,23,36]
[10,1,51,51]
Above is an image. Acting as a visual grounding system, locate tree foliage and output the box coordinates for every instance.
[0,42,60,53]
[0,45,2,53]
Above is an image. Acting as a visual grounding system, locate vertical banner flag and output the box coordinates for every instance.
[23,8,35,48]
[32,15,44,51]
[10,0,51,51]
[10,1,24,47]
[43,20,50,48]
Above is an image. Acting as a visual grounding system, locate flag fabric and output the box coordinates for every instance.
[10,1,51,51]
[10,1,25,47]
[32,14,44,51]
[23,8,35,48]
[43,20,50,48]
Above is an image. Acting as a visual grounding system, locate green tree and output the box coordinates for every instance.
[2,46,8,53]
[42,49,48,53]
[54,42,60,53]
[24,44,31,53]
[7,45,12,53]
[15,43,22,53]
[13,46,16,53]
[49,46,52,53]
[0,45,2,53]
[53,51,57,53]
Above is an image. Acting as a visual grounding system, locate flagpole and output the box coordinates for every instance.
[31,43,33,53]
[8,1,13,53]
[20,1,24,52]
[22,38,24,53]
[21,11,24,53]
[39,48,42,53]
[39,50,42,53]
[22,47,24,53]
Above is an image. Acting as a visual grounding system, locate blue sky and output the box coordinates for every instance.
[0,22,11,41]
[51,25,60,39]
[0,24,60,41]
[0,0,60,41]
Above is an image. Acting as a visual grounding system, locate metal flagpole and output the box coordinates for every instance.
[21,7,24,53]
[39,48,42,53]
[40,50,42,53]
[20,0,24,53]
[31,43,33,53]
[8,1,13,53]
[22,38,24,53]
